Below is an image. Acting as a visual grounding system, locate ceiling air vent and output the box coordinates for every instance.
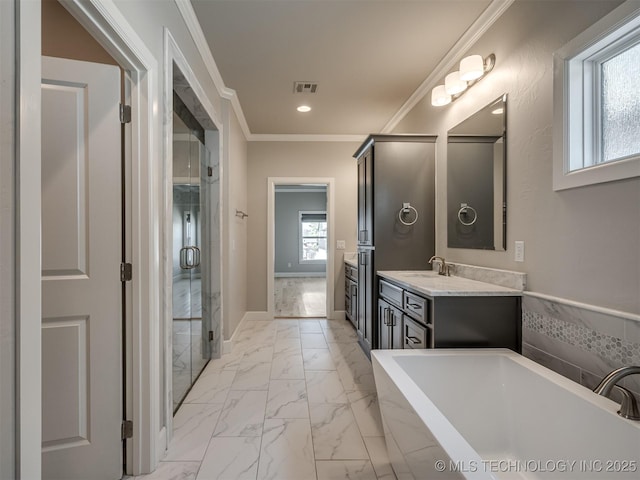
[293,81,318,94]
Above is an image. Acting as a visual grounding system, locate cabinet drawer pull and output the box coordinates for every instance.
[407,302,422,309]
[406,336,421,345]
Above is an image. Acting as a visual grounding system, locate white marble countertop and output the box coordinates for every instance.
[344,252,358,268]
[378,270,522,297]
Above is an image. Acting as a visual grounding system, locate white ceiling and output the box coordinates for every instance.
[191,0,497,136]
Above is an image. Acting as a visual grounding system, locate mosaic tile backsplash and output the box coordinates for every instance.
[522,293,640,397]
[523,311,640,368]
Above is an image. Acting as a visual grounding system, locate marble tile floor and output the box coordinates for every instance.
[274,277,326,318]
[129,317,396,480]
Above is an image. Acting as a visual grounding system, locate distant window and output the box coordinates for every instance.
[553,2,640,190]
[299,211,327,263]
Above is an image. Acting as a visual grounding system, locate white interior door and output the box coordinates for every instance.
[41,56,122,480]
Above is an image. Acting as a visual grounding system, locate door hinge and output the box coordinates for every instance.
[121,420,133,440]
[208,331,214,341]
[119,104,132,124]
[120,262,133,282]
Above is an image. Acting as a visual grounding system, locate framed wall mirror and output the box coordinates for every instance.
[447,94,507,250]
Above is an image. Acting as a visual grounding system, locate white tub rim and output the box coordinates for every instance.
[371,348,636,477]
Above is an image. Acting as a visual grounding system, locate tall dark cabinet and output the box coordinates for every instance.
[354,135,437,356]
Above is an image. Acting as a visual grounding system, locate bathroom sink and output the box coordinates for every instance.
[377,270,522,297]
[399,271,440,278]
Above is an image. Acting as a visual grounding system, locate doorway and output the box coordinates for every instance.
[267,178,336,320]
[41,2,128,477]
[164,33,224,444]
[35,0,161,476]
[274,185,327,317]
[171,96,211,412]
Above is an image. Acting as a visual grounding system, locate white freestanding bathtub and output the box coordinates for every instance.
[371,349,640,479]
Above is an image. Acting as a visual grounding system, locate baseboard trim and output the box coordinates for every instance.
[244,311,274,321]
[223,312,252,354]
[155,426,167,472]
[330,310,346,321]
[274,272,326,278]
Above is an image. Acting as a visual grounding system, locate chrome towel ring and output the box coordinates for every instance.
[457,203,477,226]
[398,203,419,226]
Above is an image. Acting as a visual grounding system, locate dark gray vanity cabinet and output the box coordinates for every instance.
[378,278,431,350]
[429,296,520,351]
[403,315,430,349]
[354,135,437,357]
[378,298,403,350]
[357,248,374,351]
[377,277,521,352]
[357,148,373,245]
[344,262,358,329]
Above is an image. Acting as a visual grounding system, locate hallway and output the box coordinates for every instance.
[133,318,395,480]
[274,277,327,318]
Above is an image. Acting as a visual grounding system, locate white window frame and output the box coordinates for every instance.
[553,1,640,191]
[299,211,327,264]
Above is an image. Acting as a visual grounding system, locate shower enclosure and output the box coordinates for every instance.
[172,103,211,411]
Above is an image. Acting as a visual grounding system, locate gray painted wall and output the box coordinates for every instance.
[223,106,248,340]
[275,191,327,275]
[393,0,639,315]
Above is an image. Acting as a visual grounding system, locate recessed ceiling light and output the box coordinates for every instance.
[297,105,311,113]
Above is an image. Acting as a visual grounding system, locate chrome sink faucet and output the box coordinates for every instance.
[428,256,451,276]
[593,366,640,420]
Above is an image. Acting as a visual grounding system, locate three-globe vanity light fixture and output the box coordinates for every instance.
[431,54,496,106]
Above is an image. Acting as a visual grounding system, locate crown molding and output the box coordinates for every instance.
[248,134,366,143]
[176,0,513,141]
[381,0,515,133]
[174,0,252,139]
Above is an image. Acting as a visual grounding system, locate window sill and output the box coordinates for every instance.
[552,152,640,191]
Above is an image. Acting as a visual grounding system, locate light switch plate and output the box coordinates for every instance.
[336,240,346,250]
[515,241,525,262]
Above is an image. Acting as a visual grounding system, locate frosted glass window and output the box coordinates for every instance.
[600,42,640,163]
[553,4,640,190]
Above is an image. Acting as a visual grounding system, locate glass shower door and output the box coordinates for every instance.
[190,140,208,386]
[172,111,207,412]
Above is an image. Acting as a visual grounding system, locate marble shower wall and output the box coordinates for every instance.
[202,139,222,359]
[522,294,640,399]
